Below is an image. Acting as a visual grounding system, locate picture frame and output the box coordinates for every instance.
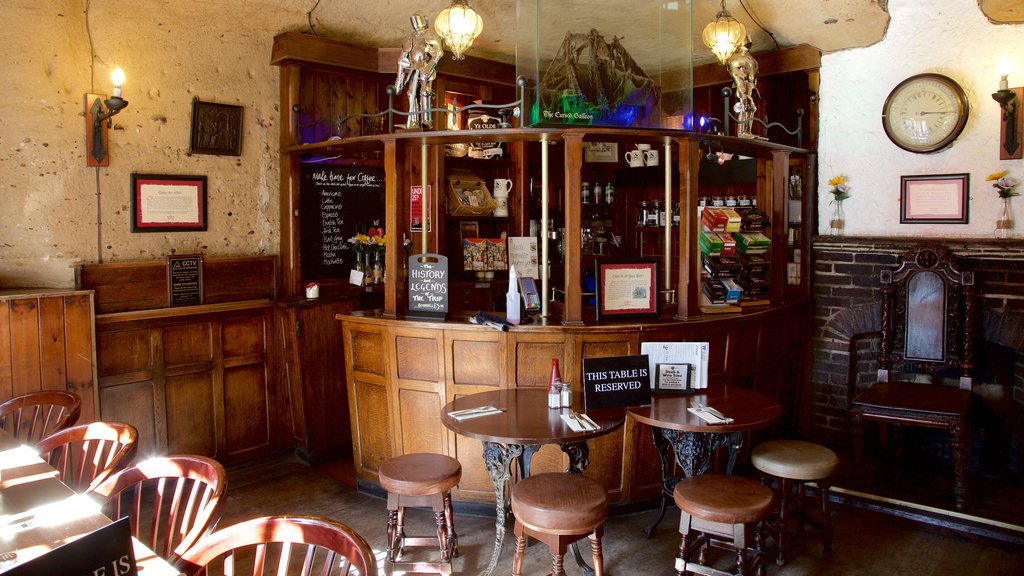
[188,99,243,156]
[595,259,659,320]
[583,141,619,163]
[130,173,208,232]
[900,173,969,224]
[654,362,693,394]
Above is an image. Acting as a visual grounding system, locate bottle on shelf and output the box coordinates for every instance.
[605,182,615,204]
[637,201,648,227]
[506,265,521,325]
[593,182,604,205]
[581,182,591,204]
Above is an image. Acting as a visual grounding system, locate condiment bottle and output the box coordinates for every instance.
[506,265,521,325]
[593,182,604,204]
[581,182,591,204]
[548,359,562,409]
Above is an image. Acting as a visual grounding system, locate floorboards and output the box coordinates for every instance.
[218,455,1024,575]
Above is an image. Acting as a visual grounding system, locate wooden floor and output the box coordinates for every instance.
[218,454,1024,576]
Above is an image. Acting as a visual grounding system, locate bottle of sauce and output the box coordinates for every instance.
[548,359,562,409]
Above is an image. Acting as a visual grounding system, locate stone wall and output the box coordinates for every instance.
[810,237,1024,445]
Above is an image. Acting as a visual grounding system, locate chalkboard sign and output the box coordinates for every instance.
[407,253,448,319]
[167,254,203,307]
[582,354,652,410]
[299,164,385,281]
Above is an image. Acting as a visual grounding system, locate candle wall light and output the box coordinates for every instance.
[992,65,1022,160]
[85,68,130,166]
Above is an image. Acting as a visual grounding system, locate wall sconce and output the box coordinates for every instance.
[434,0,482,60]
[702,0,747,64]
[992,64,1022,160]
[85,68,130,166]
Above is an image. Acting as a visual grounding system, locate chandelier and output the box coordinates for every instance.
[434,0,483,60]
[702,0,746,64]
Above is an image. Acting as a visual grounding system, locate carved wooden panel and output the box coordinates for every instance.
[397,388,443,455]
[397,335,440,382]
[510,333,568,388]
[451,339,501,386]
[166,371,215,456]
[223,364,271,457]
[349,329,386,376]
[451,432,490,500]
[352,378,390,478]
[584,429,626,500]
[99,380,160,453]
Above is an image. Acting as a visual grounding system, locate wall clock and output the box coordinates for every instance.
[881,73,969,153]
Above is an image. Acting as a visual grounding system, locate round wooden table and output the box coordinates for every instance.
[627,386,782,536]
[442,388,625,576]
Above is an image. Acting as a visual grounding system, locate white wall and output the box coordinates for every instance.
[818,0,1024,237]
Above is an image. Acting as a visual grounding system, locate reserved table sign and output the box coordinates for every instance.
[582,354,652,409]
[5,516,137,576]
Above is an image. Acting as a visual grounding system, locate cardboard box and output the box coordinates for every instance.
[732,231,771,253]
[699,230,724,255]
[723,208,742,232]
[701,207,728,232]
[447,169,496,216]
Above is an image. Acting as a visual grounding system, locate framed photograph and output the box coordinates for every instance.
[131,174,208,232]
[900,173,969,224]
[654,363,693,394]
[188,99,243,156]
[595,259,658,320]
[583,142,618,163]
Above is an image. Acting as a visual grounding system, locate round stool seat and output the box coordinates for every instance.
[379,453,462,496]
[511,473,608,535]
[751,440,839,481]
[673,474,774,525]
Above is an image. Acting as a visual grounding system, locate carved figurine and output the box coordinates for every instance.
[395,12,444,129]
[727,38,765,140]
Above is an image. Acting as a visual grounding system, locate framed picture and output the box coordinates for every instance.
[595,259,659,320]
[900,173,969,224]
[654,363,693,394]
[131,174,208,232]
[583,142,618,163]
[188,99,243,156]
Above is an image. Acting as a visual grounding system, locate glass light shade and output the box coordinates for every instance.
[434,0,483,60]
[702,9,746,64]
[111,68,126,86]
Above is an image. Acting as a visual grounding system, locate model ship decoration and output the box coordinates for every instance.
[538,29,659,127]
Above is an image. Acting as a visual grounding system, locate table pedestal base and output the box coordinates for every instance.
[643,427,743,538]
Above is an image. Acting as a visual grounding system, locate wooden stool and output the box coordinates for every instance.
[751,439,839,566]
[378,453,461,575]
[673,474,774,576]
[510,472,608,576]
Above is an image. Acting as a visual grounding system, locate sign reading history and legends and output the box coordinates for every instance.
[299,164,385,281]
[581,354,652,410]
[407,253,448,320]
[167,254,203,307]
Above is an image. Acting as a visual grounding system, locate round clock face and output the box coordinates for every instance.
[881,73,969,153]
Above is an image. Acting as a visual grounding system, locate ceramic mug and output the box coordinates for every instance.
[644,149,660,166]
[493,178,513,197]
[625,149,644,167]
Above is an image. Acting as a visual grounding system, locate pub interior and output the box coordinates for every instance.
[2,1,1024,575]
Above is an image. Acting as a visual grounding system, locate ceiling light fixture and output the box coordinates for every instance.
[434,0,483,60]
[702,0,746,64]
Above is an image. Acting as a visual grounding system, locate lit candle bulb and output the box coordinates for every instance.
[1000,74,1009,92]
[999,60,1013,91]
[111,68,125,98]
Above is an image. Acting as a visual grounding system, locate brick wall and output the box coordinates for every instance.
[810,238,1024,445]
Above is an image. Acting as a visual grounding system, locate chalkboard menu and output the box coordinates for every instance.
[167,254,203,307]
[299,164,385,281]
[407,253,448,319]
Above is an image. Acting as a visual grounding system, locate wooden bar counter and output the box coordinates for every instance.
[339,300,809,507]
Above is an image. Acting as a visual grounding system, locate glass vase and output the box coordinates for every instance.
[354,252,368,284]
[372,251,384,284]
[996,197,1014,239]
[828,200,846,235]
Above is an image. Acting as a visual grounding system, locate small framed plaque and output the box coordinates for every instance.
[167,254,203,307]
[900,173,969,224]
[188,98,243,156]
[131,173,207,232]
[596,259,658,320]
[654,363,693,394]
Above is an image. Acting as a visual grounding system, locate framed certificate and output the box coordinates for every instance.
[595,259,658,320]
[131,174,207,232]
[900,173,969,224]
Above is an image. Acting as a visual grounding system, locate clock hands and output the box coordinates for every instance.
[917,111,954,116]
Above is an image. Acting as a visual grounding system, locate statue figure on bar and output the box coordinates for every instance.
[396,12,444,129]
[728,38,765,140]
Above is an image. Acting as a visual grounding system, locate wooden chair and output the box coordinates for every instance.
[91,454,227,568]
[850,242,976,511]
[510,472,608,576]
[673,473,774,576]
[378,453,461,575]
[179,515,377,576]
[35,421,138,494]
[0,390,81,444]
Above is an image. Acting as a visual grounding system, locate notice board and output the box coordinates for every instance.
[299,164,385,281]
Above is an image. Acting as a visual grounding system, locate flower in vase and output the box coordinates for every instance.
[987,171,1019,198]
[827,175,851,202]
[348,233,371,253]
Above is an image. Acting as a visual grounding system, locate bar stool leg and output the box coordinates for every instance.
[820,478,833,557]
[434,510,448,562]
[776,477,791,566]
[733,523,748,576]
[444,491,459,557]
[550,549,565,576]
[590,527,605,576]
[511,522,527,576]
[385,507,399,561]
